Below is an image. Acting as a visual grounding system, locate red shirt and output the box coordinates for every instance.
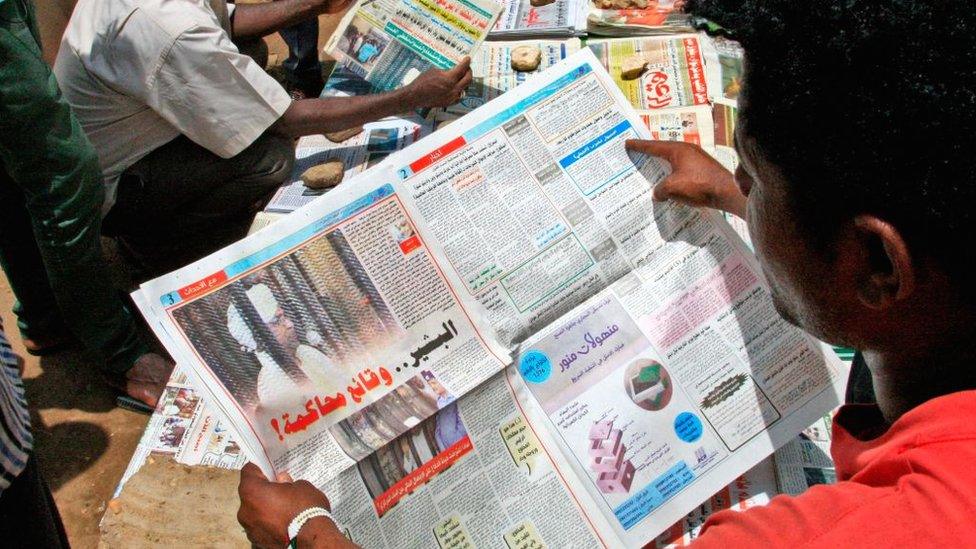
[692,390,976,547]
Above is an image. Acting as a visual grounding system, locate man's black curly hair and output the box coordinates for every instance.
[688,0,976,286]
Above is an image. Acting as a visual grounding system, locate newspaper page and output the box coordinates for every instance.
[700,32,743,105]
[445,38,582,115]
[315,368,614,547]
[113,368,249,497]
[490,0,588,36]
[131,49,846,544]
[586,0,692,37]
[772,413,837,495]
[135,173,512,485]
[111,364,775,548]
[509,280,846,545]
[266,118,434,213]
[324,0,502,91]
[588,35,710,111]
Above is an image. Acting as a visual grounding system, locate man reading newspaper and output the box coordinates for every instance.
[236,0,976,546]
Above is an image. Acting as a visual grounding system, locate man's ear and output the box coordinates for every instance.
[850,215,916,309]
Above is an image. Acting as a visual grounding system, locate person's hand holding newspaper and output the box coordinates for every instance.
[238,463,356,548]
[405,57,473,109]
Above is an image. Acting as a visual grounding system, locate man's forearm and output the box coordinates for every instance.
[232,0,323,40]
[270,90,415,138]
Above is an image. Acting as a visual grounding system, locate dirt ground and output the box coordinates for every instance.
[6,6,341,547]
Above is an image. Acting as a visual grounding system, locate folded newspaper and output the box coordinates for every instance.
[133,49,846,546]
[586,0,692,37]
[325,0,503,91]
[489,0,588,37]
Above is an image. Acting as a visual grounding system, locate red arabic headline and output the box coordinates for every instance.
[373,435,474,516]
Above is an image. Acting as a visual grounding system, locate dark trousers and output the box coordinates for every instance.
[0,0,147,373]
[0,457,70,548]
[102,132,295,277]
[279,17,323,94]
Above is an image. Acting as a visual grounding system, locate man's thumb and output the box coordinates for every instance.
[448,57,471,76]
[651,177,675,202]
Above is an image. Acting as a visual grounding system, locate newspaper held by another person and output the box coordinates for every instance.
[133,49,847,545]
[325,0,503,91]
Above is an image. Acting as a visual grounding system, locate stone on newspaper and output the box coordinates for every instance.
[301,159,344,189]
[324,126,363,143]
[620,55,649,80]
[511,46,542,72]
[529,0,555,6]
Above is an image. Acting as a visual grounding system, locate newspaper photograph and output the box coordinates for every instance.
[325,0,502,91]
[589,35,709,111]
[132,49,847,544]
[445,38,582,115]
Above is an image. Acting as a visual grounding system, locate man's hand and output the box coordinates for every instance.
[404,58,473,109]
[626,140,747,218]
[237,463,349,548]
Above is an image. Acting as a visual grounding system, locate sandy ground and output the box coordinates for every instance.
[6,7,342,547]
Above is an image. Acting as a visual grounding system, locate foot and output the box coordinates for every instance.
[22,330,76,356]
[124,352,174,409]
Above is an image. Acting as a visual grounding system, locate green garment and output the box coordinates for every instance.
[0,0,147,374]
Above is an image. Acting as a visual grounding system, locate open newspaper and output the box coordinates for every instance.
[325,0,503,91]
[133,49,846,546]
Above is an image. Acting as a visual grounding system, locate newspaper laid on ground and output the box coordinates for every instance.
[586,0,692,37]
[489,0,588,37]
[444,38,582,115]
[266,117,434,213]
[589,35,709,111]
[132,49,847,546]
[325,0,503,91]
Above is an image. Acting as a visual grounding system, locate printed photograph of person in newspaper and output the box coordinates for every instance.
[173,234,402,417]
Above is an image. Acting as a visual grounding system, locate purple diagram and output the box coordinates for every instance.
[588,419,635,493]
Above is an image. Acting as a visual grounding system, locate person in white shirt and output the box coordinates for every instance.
[54,0,472,275]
